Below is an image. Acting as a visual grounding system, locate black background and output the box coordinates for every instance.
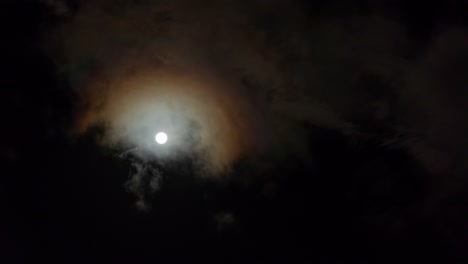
[1,1,468,263]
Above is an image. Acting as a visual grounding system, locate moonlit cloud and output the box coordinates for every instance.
[49,0,468,209]
[76,64,267,175]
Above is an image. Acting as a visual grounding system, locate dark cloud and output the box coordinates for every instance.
[42,1,468,212]
[7,0,467,262]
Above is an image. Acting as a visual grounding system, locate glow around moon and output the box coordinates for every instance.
[75,67,265,175]
[155,132,168,144]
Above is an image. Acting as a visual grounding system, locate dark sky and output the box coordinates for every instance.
[1,0,468,263]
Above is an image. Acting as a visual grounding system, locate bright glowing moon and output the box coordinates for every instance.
[155,132,168,144]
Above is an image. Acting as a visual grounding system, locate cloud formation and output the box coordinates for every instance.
[48,0,468,207]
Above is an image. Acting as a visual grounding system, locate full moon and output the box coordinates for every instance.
[155,132,168,144]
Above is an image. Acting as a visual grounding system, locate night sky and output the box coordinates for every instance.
[2,0,468,263]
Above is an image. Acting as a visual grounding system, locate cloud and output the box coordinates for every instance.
[48,0,468,209]
[48,1,402,202]
[397,28,468,178]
